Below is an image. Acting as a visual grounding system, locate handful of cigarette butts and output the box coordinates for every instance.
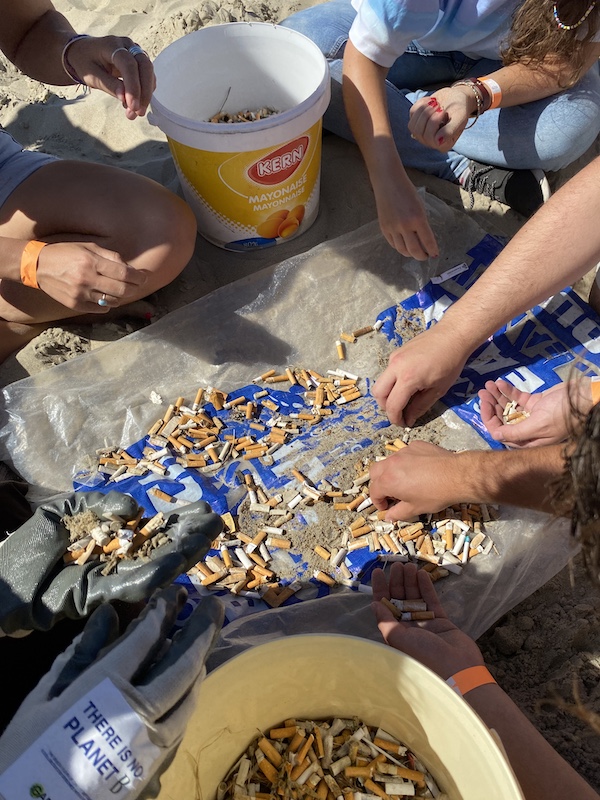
[62,508,168,576]
[220,715,445,800]
[502,400,530,425]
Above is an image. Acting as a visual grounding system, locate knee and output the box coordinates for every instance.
[535,95,600,172]
[136,190,197,291]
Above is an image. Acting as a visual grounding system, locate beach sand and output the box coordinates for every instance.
[0,0,599,788]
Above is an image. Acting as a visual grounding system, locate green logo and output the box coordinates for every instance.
[29,786,45,798]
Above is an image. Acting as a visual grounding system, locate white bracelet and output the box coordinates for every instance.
[61,33,91,85]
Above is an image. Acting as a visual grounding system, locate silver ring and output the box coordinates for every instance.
[98,293,108,307]
[128,44,147,57]
[110,47,129,62]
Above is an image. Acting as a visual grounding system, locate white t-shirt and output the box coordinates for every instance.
[349,0,521,67]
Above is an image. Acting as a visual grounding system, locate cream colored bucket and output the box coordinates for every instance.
[150,23,330,251]
[157,635,524,800]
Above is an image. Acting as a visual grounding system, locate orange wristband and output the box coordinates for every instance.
[20,240,47,290]
[446,666,496,697]
[480,76,503,110]
[591,377,600,406]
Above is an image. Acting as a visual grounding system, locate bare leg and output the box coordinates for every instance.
[0,160,196,335]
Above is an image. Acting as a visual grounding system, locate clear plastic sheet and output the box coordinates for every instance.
[0,193,575,647]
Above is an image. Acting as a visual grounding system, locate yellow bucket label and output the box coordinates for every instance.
[168,120,322,251]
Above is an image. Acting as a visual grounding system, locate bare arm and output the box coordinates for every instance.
[0,1,76,84]
[342,40,438,261]
[373,154,600,425]
[368,440,566,520]
[0,0,155,118]
[372,564,599,800]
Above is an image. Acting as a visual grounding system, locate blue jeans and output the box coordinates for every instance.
[281,0,600,181]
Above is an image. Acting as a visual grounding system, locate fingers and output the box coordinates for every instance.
[109,44,155,118]
[36,242,147,313]
[415,568,448,619]
[402,387,440,428]
[408,97,448,148]
[372,369,406,424]
[48,604,120,699]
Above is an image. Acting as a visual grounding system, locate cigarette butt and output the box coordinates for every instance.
[345,767,373,779]
[400,610,435,621]
[289,729,306,753]
[270,726,297,739]
[336,340,345,361]
[286,367,297,385]
[260,369,276,380]
[314,545,331,560]
[296,734,315,766]
[363,779,389,800]
[258,757,279,784]
[314,570,336,587]
[290,758,311,781]
[102,538,122,554]
[313,725,324,758]
[373,737,404,755]
[340,332,357,343]
[201,570,227,587]
[352,326,374,337]
[351,524,373,538]
[258,737,283,767]
[380,597,401,618]
[150,487,176,503]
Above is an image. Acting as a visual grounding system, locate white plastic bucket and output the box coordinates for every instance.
[150,23,331,251]
[157,635,524,800]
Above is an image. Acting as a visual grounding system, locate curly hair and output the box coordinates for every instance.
[552,381,600,585]
[503,0,600,87]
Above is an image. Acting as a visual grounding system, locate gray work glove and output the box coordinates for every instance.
[0,490,222,635]
[0,586,223,799]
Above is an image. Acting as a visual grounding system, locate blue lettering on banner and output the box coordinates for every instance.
[72,235,600,627]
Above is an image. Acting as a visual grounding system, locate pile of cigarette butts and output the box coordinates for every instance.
[62,507,168,576]
[87,353,498,603]
[220,715,444,800]
[199,448,498,607]
[209,107,280,123]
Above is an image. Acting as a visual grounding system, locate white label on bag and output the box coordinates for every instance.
[0,678,160,800]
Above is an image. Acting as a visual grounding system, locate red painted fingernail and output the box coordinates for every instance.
[428,98,437,107]
[144,312,153,320]
[437,136,444,145]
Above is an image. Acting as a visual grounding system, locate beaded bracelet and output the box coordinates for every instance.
[446,665,497,697]
[61,33,91,86]
[451,78,485,129]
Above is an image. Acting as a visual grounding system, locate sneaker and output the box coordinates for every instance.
[463,160,551,217]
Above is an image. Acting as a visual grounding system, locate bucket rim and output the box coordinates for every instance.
[151,22,330,136]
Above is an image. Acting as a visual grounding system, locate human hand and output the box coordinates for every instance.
[478,378,587,447]
[372,167,439,261]
[0,586,223,799]
[408,86,473,153]
[35,241,147,313]
[0,490,223,635]
[65,35,155,120]
[369,441,465,520]
[372,325,468,425]
[372,562,484,679]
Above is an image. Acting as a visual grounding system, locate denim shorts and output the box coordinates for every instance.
[0,129,56,209]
